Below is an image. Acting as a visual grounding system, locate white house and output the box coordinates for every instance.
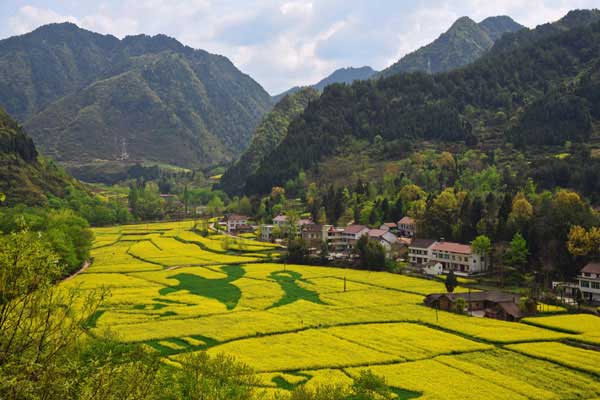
[408,239,437,265]
[367,229,398,254]
[430,242,488,276]
[342,225,369,247]
[578,263,600,302]
[423,261,443,276]
[225,214,248,233]
[398,216,417,237]
[409,239,488,276]
[260,224,274,241]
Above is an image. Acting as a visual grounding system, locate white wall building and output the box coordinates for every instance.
[578,263,600,302]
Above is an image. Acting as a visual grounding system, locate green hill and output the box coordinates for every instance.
[220,87,319,195]
[0,23,272,169]
[377,16,523,78]
[245,13,600,194]
[0,107,80,206]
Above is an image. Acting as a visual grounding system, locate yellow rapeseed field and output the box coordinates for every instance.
[74,220,600,398]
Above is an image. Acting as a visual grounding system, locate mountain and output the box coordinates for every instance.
[220,87,319,195]
[0,107,79,206]
[273,66,377,102]
[377,16,523,78]
[244,14,600,194]
[0,23,272,169]
[492,9,600,53]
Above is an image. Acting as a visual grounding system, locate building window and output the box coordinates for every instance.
[592,281,600,290]
[581,280,590,288]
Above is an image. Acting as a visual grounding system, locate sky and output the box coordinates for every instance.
[0,1,597,94]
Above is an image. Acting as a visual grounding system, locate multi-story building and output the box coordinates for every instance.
[430,242,488,276]
[301,224,329,249]
[327,226,346,253]
[397,216,417,237]
[224,214,248,233]
[578,263,600,302]
[342,225,369,248]
[409,240,488,276]
[408,239,436,265]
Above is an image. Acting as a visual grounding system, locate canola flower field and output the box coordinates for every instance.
[64,221,600,399]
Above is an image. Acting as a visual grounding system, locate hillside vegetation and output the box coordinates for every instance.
[246,13,600,194]
[0,23,272,169]
[220,88,320,195]
[0,107,79,206]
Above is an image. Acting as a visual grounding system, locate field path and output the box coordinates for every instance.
[62,260,91,281]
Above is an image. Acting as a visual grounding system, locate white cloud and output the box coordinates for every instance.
[8,5,78,35]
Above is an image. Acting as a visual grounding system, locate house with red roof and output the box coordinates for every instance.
[397,216,417,237]
[408,239,488,276]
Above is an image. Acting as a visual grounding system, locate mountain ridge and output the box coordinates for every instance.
[377,15,524,78]
[0,22,272,169]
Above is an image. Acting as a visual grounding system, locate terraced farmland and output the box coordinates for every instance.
[66,221,600,399]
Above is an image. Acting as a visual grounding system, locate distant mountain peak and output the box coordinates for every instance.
[377,14,524,78]
[273,65,377,102]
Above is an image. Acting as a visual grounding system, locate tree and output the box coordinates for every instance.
[355,236,387,271]
[454,297,467,314]
[287,238,309,264]
[445,270,458,293]
[505,232,529,272]
[567,226,600,259]
[471,235,491,266]
[238,196,253,216]
[399,184,425,204]
[207,195,225,216]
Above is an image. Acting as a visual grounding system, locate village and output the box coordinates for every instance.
[220,213,600,323]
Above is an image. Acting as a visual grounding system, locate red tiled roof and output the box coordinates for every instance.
[298,219,313,226]
[368,229,388,238]
[227,214,248,221]
[273,215,287,222]
[398,216,415,225]
[582,263,600,274]
[344,225,368,234]
[383,222,397,228]
[302,224,323,232]
[431,241,472,255]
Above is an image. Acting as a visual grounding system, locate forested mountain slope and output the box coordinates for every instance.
[0,107,80,206]
[220,88,319,195]
[0,23,272,168]
[245,18,600,194]
[377,16,523,78]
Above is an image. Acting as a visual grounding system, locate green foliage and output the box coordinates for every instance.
[0,207,93,275]
[445,270,458,293]
[0,23,272,169]
[247,18,600,193]
[504,233,529,271]
[221,88,319,195]
[355,236,387,271]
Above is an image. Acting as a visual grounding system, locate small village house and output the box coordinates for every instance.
[367,229,398,255]
[424,291,523,321]
[224,214,249,233]
[380,222,397,233]
[327,226,347,253]
[397,216,417,237]
[301,223,329,251]
[260,224,274,242]
[342,225,370,248]
[409,239,488,276]
[423,261,443,276]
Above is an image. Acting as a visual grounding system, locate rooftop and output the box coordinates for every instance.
[368,229,388,238]
[432,241,472,255]
[273,215,287,222]
[410,239,437,249]
[226,214,248,221]
[344,225,368,234]
[302,223,323,232]
[398,216,415,225]
[581,263,600,275]
[424,291,521,305]
[382,222,397,228]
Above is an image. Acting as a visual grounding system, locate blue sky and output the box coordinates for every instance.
[0,1,597,94]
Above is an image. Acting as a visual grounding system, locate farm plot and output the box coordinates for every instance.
[75,220,600,397]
